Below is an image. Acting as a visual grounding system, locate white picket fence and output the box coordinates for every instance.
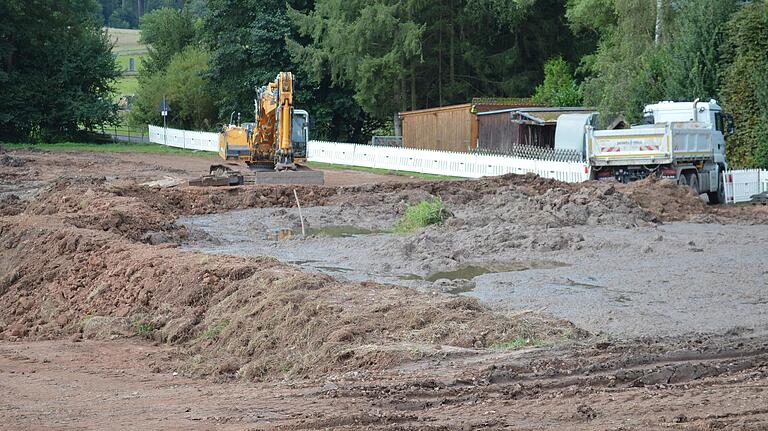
[148,125,591,183]
[147,125,768,198]
[308,140,590,182]
[723,169,768,204]
[148,125,219,152]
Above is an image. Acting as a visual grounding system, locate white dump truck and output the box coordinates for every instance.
[555,100,733,204]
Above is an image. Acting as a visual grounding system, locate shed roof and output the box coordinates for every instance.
[398,104,472,118]
[478,106,597,124]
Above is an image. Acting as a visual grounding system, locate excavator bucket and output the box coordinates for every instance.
[247,167,324,185]
[189,164,323,187]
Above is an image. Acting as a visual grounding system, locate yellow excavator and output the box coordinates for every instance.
[207,72,323,185]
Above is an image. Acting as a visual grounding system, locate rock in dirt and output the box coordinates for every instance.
[10,324,28,337]
[1,154,26,167]
[141,176,184,188]
[142,231,172,245]
[576,404,598,420]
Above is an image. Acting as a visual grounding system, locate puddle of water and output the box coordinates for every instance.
[266,225,376,240]
[425,260,569,282]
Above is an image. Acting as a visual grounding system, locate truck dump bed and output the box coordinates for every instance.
[588,122,716,166]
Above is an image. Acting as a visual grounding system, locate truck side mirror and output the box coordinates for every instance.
[725,113,735,135]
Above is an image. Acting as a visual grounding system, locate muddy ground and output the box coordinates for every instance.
[1,147,768,430]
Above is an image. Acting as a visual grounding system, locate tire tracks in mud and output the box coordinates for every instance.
[287,338,768,429]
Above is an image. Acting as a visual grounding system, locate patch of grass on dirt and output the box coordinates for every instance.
[203,319,230,340]
[394,197,449,233]
[132,319,156,335]
[3,142,216,157]
[493,336,533,350]
[307,161,460,180]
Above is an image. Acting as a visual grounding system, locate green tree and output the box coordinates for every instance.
[203,0,296,119]
[533,57,582,106]
[720,2,768,168]
[288,0,423,117]
[187,0,209,18]
[0,0,120,141]
[290,0,590,118]
[202,0,379,142]
[131,46,216,130]
[568,0,670,122]
[664,0,738,101]
[139,7,197,76]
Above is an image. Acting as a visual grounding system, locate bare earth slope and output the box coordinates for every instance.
[1,147,767,429]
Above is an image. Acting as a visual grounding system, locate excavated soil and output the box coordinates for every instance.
[2,147,768,429]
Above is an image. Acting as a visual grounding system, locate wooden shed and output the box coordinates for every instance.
[399,104,476,152]
[398,99,540,152]
[477,107,597,152]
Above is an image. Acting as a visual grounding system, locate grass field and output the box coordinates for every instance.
[106,28,146,55]
[109,27,145,99]
[116,76,138,96]
[306,161,459,180]
[3,142,216,157]
[116,53,145,71]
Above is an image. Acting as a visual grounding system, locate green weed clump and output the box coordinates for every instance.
[203,319,230,339]
[394,197,449,233]
[493,336,531,350]
[133,320,156,335]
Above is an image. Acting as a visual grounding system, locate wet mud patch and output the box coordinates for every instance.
[178,207,574,296]
[266,225,378,240]
[425,260,570,282]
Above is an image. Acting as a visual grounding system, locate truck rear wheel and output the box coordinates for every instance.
[686,173,700,195]
[708,176,725,205]
[678,174,688,187]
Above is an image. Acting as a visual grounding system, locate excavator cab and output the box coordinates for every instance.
[291,109,309,160]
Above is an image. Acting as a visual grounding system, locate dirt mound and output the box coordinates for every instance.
[621,176,708,221]
[31,172,757,230]
[3,168,765,380]
[0,213,579,380]
[25,179,180,242]
[384,180,659,270]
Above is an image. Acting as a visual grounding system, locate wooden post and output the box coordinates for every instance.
[293,190,305,236]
